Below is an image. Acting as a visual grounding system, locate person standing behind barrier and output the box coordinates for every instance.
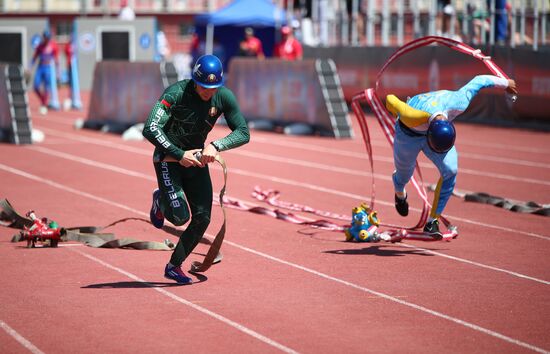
[238,27,265,59]
[118,0,135,21]
[30,30,60,115]
[63,34,82,111]
[274,26,303,61]
[492,0,508,44]
[385,75,517,238]
[190,31,203,66]
[156,30,171,62]
[142,54,250,284]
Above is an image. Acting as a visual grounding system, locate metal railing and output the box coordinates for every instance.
[287,0,548,51]
[0,0,231,14]
[2,0,547,50]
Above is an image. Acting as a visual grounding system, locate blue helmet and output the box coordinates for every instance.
[427,119,456,153]
[192,54,224,88]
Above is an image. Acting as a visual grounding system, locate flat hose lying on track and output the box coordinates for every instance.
[0,201,224,265]
[428,185,550,217]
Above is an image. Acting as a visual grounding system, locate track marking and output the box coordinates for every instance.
[0,159,550,285]
[25,143,550,242]
[232,150,550,186]
[225,241,550,354]
[71,249,299,354]
[42,117,550,155]
[249,128,550,155]
[250,136,550,169]
[38,127,550,185]
[1,320,45,354]
[397,243,550,285]
[1,162,549,354]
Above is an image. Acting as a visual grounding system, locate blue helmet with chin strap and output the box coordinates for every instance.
[192,54,224,88]
[427,119,456,153]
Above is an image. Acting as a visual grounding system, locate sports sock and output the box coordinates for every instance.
[395,191,406,199]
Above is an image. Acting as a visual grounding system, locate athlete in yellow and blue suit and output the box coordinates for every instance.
[386,75,517,236]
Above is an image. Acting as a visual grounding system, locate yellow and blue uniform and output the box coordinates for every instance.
[386,75,509,218]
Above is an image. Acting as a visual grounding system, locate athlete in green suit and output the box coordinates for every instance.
[143,55,250,284]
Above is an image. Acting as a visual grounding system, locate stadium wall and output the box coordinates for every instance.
[85,61,166,132]
[304,45,550,128]
[226,57,350,137]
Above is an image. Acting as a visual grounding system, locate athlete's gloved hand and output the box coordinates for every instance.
[505,79,518,103]
[179,149,203,167]
[506,79,518,95]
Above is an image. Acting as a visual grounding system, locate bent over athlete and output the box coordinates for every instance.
[142,54,250,284]
[386,75,517,238]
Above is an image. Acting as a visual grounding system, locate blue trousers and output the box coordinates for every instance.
[392,121,458,217]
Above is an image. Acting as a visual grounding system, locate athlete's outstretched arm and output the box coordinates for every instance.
[459,75,515,101]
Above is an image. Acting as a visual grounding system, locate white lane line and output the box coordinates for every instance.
[1,162,549,354]
[3,157,548,283]
[38,127,550,185]
[71,248,298,354]
[232,150,550,186]
[250,136,550,169]
[1,320,45,354]
[26,144,550,242]
[41,116,550,155]
[249,129,550,155]
[225,241,549,354]
[0,160,296,352]
[397,243,550,285]
[29,146,154,180]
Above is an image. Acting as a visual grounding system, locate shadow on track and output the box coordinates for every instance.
[82,273,208,288]
[82,281,191,288]
[325,245,441,257]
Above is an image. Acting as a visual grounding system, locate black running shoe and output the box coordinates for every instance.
[423,219,443,240]
[394,194,409,217]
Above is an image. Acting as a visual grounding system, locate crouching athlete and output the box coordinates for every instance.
[142,54,250,284]
[386,75,517,238]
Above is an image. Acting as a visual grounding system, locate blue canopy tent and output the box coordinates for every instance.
[193,0,288,69]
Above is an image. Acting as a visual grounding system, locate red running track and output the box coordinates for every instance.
[1,92,549,354]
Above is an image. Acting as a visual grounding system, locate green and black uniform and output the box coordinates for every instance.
[143,79,249,267]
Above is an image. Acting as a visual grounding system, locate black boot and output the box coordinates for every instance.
[423,219,443,240]
[394,194,409,217]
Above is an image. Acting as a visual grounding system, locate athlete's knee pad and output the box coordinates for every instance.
[167,208,190,227]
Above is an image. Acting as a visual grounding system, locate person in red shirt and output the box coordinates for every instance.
[31,30,60,114]
[274,26,303,61]
[238,27,265,59]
